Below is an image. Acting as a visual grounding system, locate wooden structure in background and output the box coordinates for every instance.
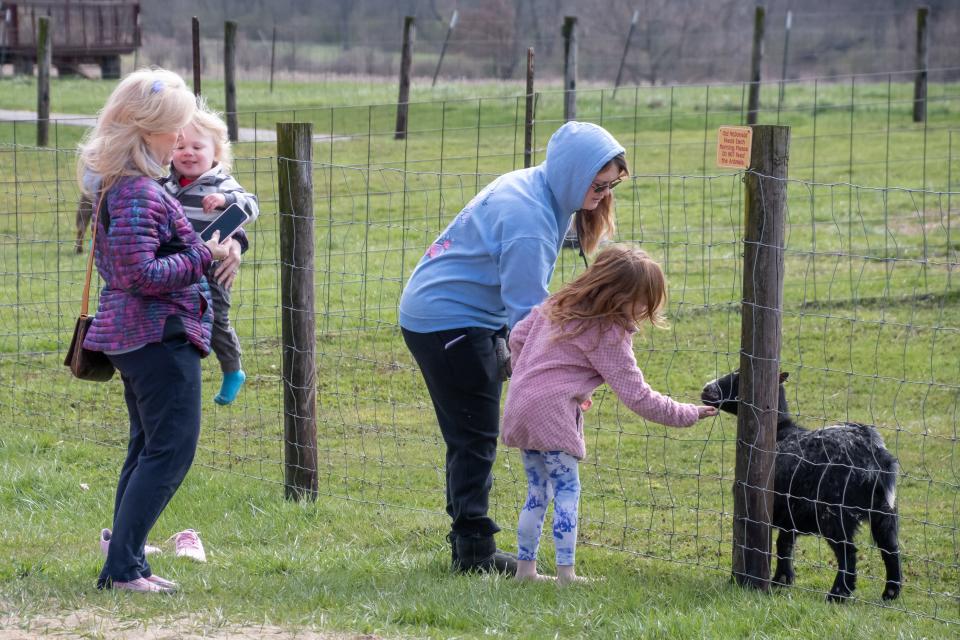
[0,1,140,78]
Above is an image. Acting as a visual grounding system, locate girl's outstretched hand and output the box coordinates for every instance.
[697,405,718,419]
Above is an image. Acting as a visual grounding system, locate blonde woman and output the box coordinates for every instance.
[399,121,627,574]
[501,245,717,583]
[78,68,231,593]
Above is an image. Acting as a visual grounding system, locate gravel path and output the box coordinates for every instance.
[0,110,343,143]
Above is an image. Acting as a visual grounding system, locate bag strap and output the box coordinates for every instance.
[80,191,107,317]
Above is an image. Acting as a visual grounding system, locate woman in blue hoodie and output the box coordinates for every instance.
[399,121,627,574]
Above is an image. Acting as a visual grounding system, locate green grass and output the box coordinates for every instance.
[0,75,958,637]
[1,431,955,639]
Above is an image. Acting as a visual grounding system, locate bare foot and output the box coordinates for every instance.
[516,572,556,582]
[557,566,593,585]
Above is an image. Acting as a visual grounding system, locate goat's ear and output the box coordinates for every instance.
[779,371,790,383]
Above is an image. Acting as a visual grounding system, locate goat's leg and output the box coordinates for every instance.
[75,198,93,254]
[771,529,796,587]
[826,539,857,602]
[871,509,902,601]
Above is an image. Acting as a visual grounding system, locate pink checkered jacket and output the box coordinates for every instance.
[502,305,701,459]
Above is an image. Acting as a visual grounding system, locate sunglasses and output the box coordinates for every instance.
[591,178,622,194]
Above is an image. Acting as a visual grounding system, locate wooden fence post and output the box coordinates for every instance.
[36,15,50,148]
[747,6,765,125]
[562,16,577,122]
[733,124,790,591]
[524,47,535,168]
[191,16,201,98]
[224,20,238,142]
[431,10,458,87]
[913,6,929,123]
[277,122,318,501]
[395,16,415,140]
[613,10,639,100]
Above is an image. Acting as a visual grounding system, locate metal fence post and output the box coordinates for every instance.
[524,47,535,168]
[778,10,792,110]
[913,6,929,123]
[747,6,765,125]
[613,10,639,100]
[270,25,277,93]
[431,10,458,87]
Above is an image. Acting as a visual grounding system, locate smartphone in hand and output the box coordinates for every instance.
[200,203,249,242]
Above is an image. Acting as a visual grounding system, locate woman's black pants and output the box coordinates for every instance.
[97,316,202,587]
[402,326,506,537]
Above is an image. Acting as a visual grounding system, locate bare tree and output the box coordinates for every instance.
[461,0,518,79]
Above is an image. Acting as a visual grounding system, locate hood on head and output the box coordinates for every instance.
[543,121,625,215]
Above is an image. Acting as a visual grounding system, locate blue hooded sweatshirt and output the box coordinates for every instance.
[399,121,625,332]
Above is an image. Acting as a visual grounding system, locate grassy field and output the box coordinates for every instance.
[3,430,956,640]
[1,75,959,638]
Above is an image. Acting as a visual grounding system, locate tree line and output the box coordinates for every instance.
[142,0,960,83]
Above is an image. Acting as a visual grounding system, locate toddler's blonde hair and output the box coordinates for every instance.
[77,67,195,193]
[188,99,233,173]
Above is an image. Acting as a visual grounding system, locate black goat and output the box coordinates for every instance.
[74,194,94,254]
[701,371,902,602]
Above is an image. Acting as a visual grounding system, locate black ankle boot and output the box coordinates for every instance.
[453,533,518,576]
[447,531,459,568]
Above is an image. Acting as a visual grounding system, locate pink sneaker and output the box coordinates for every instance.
[100,529,162,557]
[111,577,174,594]
[145,574,178,591]
[172,529,206,562]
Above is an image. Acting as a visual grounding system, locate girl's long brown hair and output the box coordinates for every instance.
[545,244,668,340]
[576,153,629,255]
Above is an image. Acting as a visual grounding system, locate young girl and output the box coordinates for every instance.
[501,245,717,584]
[162,102,260,405]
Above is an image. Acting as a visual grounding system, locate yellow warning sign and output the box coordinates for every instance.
[716,126,753,169]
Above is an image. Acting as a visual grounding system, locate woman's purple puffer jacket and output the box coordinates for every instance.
[82,175,214,355]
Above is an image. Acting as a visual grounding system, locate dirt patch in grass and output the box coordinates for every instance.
[0,611,386,640]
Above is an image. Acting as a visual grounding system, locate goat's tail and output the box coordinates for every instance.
[863,424,899,510]
[879,458,899,510]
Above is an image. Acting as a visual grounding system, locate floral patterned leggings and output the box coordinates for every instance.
[516,450,581,566]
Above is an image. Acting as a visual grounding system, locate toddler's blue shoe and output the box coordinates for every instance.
[214,369,246,405]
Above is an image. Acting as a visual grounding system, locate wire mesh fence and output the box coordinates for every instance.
[0,72,957,622]
[130,1,960,86]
